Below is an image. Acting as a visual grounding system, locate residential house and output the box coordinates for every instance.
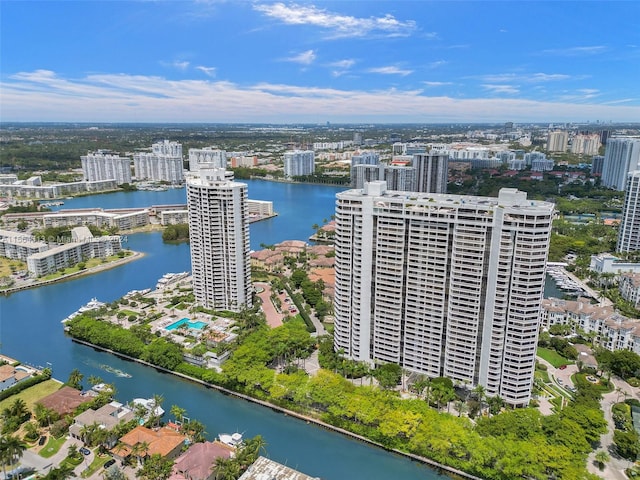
[169,441,235,480]
[69,401,135,447]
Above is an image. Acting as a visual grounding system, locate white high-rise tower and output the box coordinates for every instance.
[617,171,640,253]
[333,183,554,407]
[601,138,640,191]
[187,166,252,312]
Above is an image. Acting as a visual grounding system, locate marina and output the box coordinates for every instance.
[546,265,586,296]
[61,297,106,323]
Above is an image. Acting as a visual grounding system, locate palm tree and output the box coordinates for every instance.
[214,457,241,480]
[0,434,26,478]
[23,421,40,442]
[595,450,610,470]
[67,368,84,390]
[150,394,164,428]
[169,405,186,426]
[472,384,486,415]
[130,441,150,468]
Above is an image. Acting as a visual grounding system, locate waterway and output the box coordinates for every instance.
[1,182,447,480]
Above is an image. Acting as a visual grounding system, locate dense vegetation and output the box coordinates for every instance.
[161,223,189,243]
[65,310,605,480]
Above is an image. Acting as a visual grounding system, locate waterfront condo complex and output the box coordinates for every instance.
[81,151,132,185]
[283,150,315,178]
[333,182,554,407]
[133,140,184,184]
[187,166,252,312]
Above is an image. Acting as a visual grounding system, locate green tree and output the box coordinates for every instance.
[373,363,402,389]
[614,429,640,459]
[67,368,84,390]
[0,434,26,478]
[595,450,610,470]
[136,453,173,480]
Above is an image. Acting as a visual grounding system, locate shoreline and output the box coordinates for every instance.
[1,251,144,296]
[70,337,481,480]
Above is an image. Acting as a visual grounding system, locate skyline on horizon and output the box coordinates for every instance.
[2,1,639,124]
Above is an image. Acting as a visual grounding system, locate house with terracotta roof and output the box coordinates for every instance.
[169,441,235,480]
[239,456,316,480]
[37,386,94,417]
[113,425,187,462]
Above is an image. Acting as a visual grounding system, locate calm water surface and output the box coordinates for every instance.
[1,182,447,480]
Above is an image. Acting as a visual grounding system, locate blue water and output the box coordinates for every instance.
[2,182,446,480]
[165,317,207,331]
[51,180,345,251]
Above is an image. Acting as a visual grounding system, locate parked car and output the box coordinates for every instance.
[80,447,91,455]
[38,435,47,446]
[104,459,116,469]
[559,364,567,370]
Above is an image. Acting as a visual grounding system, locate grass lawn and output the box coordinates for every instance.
[81,454,110,478]
[537,348,572,368]
[0,379,62,412]
[0,258,26,277]
[119,309,139,316]
[535,369,550,383]
[40,436,67,458]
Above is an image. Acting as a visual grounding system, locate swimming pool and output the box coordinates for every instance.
[165,317,208,331]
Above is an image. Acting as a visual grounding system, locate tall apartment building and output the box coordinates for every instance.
[617,171,640,253]
[283,150,315,178]
[547,131,568,152]
[383,165,416,191]
[187,167,252,312]
[333,183,553,406]
[134,140,184,184]
[350,152,380,187]
[601,138,640,190]
[571,133,601,156]
[81,152,132,185]
[188,148,227,171]
[413,153,448,194]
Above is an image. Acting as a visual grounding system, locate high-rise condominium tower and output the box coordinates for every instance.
[333,183,554,406]
[134,140,184,184]
[601,138,640,191]
[188,148,227,171]
[187,166,252,312]
[617,171,640,253]
[283,150,315,178]
[81,152,132,185]
[413,153,448,194]
[547,131,568,152]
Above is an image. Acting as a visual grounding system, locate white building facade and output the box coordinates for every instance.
[81,152,132,185]
[188,148,227,171]
[134,141,184,184]
[333,183,554,406]
[601,138,640,191]
[283,151,315,178]
[187,167,252,312]
[617,171,640,253]
[412,153,448,194]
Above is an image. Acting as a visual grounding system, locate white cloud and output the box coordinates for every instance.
[428,60,447,69]
[368,66,413,76]
[476,72,572,83]
[160,60,190,70]
[254,2,417,39]
[196,66,217,77]
[423,81,453,87]
[330,59,356,69]
[539,45,607,56]
[285,50,316,65]
[3,70,639,123]
[482,84,520,94]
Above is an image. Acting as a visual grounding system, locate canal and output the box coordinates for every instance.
[2,181,447,479]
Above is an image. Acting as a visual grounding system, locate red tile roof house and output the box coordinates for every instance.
[36,386,95,417]
[169,441,236,480]
[112,425,187,463]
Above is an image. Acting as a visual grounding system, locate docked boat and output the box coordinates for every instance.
[101,365,132,378]
[218,432,243,447]
[61,298,106,323]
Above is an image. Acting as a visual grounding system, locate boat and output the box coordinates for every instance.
[101,364,132,378]
[218,432,243,447]
[131,398,165,418]
[61,298,106,323]
[91,383,115,393]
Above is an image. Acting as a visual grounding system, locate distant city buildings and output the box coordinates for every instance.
[187,166,252,312]
[333,183,553,406]
[81,151,132,185]
[134,140,184,184]
[591,155,605,175]
[383,165,416,191]
[601,138,640,190]
[283,150,315,178]
[188,148,227,171]
[350,151,380,187]
[547,131,568,152]
[617,170,640,252]
[571,133,601,156]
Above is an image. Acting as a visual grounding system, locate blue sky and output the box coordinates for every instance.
[2,1,639,123]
